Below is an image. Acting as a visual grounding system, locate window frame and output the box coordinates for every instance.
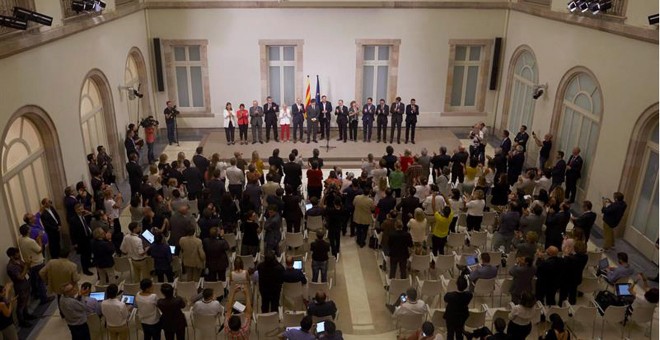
[355,39,401,105]
[162,39,211,117]
[266,45,297,105]
[361,45,390,104]
[259,40,304,106]
[444,39,492,114]
[629,125,659,242]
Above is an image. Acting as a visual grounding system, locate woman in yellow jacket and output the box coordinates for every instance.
[431,194,454,256]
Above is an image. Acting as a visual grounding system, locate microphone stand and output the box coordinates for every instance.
[324,113,336,153]
[173,114,180,146]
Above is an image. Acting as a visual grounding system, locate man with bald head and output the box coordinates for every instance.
[450,145,469,185]
[59,283,91,340]
[307,291,337,319]
[250,100,264,144]
[535,246,563,306]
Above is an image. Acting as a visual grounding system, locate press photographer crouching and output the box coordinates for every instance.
[140,116,159,164]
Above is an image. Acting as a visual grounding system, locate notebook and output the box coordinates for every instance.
[121,295,135,305]
[598,258,609,271]
[141,230,155,244]
[466,255,478,266]
[615,283,632,297]
[90,292,105,301]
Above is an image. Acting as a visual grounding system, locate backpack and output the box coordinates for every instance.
[594,290,625,315]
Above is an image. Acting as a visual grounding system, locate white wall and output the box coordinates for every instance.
[0,11,151,279]
[147,8,507,128]
[495,10,658,253]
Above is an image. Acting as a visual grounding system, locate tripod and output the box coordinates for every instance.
[324,123,336,153]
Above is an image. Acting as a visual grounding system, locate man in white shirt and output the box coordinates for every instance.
[192,288,224,317]
[226,158,244,199]
[422,184,446,216]
[17,224,49,304]
[392,287,429,317]
[120,222,149,282]
[101,284,131,340]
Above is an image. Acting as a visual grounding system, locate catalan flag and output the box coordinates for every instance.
[304,76,311,119]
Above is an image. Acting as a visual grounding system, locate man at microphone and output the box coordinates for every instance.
[164,101,179,145]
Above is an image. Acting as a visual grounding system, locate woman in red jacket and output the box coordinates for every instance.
[236,103,249,145]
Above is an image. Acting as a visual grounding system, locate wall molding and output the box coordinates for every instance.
[0,1,655,62]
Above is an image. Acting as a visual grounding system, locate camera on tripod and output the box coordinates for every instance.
[140,116,159,128]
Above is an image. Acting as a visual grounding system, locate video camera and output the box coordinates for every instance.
[140,116,159,128]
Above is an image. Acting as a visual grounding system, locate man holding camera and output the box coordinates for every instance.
[164,101,179,145]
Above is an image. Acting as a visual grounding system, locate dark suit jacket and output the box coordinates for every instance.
[306,104,320,121]
[183,167,204,194]
[124,137,138,158]
[508,152,525,176]
[202,237,230,271]
[64,196,78,224]
[405,104,419,123]
[573,211,597,234]
[263,102,279,123]
[362,104,375,123]
[551,159,566,184]
[70,214,92,252]
[562,253,588,287]
[40,208,61,235]
[443,291,473,324]
[283,162,303,189]
[319,101,332,120]
[192,154,209,175]
[335,105,348,124]
[206,178,225,208]
[535,256,563,291]
[514,132,529,151]
[500,137,512,155]
[390,101,405,122]
[126,161,142,190]
[566,155,583,180]
[388,230,413,259]
[268,156,285,175]
[376,104,389,122]
[291,103,305,123]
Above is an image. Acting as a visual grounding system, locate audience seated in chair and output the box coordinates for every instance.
[307,291,337,320]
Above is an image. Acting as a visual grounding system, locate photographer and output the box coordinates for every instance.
[164,101,179,145]
[140,116,159,164]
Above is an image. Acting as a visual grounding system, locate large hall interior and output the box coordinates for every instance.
[0,0,658,339]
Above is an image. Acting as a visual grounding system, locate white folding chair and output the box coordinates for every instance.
[237,255,257,270]
[282,310,306,328]
[586,250,603,268]
[496,279,513,307]
[191,313,219,340]
[456,213,468,230]
[175,279,201,309]
[224,233,238,250]
[282,282,306,311]
[481,211,497,231]
[285,232,305,249]
[396,313,425,336]
[122,282,140,295]
[567,304,598,339]
[595,301,627,339]
[202,280,226,296]
[577,276,600,299]
[447,233,466,253]
[489,308,509,330]
[255,312,281,339]
[306,215,324,233]
[473,278,496,307]
[440,275,458,307]
[387,278,411,304]
[308,281,331,300]
[626,305,657,339]
[469,231,488,250]
[464,304,488,332]
[544,303,571,323]
[327,255,338,286]
[429,309,446,333]
[416,277,443,308]
[433,254,455,277]
[409,254,431,279]
[113,256,133,282]
[87,313,105,340]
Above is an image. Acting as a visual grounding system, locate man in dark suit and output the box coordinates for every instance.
[388,223,413,279]
[375,98,389,143]
[319,95,332,140]
[450,146,469,184]
[500,130,512,155]
[335,100,349,143]
[192,147,209,176]
[39,198,62,259]
[283,153,303,192]
[263,96,279,143]
[268,149,285,176]
[572,200,597,242]
[306,99,320,143]
[182,159,204,201]
[493,148,508,180]
[126,153,142,199]
[362,97,375,142]
[507,146,525,186]
[206,168,225,209]
[565,147,583,203]
[514,125,530,152]
[63,186,79,225]
[124,129,139,160]
[443,276,473,340]
[550,150,566,192]
[535,246,563,306]
[291,98,306,143]
[405,98,419,144]
[389,97,404,144]
[70,203,93,275]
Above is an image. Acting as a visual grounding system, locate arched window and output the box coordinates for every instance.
[124,48,151,124]
[2,116,53,227]
[556,71,602,197]
[80,77,109,155]
[507,50,538,133]
[125,54,140,123]
[630,122,659,242]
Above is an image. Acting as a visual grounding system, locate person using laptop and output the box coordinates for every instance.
[282,256,307,285]
[600,252,635,284]
[279,315,315,340]
[101,284,131,340]
[468,253,498,289]
[79,282,102,316]
[307,291,337,320]
[630,273,660,309]
[120,222,150,282]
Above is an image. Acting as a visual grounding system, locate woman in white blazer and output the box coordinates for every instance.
[279,103,291,142]
[223,102,237,145]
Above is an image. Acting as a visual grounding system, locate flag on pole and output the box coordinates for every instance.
[304,76,311,119]
[315,75,321,105]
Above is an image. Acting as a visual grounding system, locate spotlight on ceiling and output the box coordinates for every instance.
[0,15,27,30]
[589,1,612,14]
[13,7,52,26]
[567,1,579,12]
[579,0,590,13]
[649,14,659,25]
[72,1,94,13]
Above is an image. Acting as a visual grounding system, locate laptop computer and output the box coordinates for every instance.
[169,245,176,255]
[141,230,155,244]
[90,292,105,301]
[293,260,304,272]
[615,283,633,298]
[305,203,313,211]
[316,321,326,334]
[121,294,135,305]
[466,255,478,266]
[598,258,609,271]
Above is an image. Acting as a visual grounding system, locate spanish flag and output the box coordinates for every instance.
[304,76,311,119]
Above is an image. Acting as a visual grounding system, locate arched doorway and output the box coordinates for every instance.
[549,67,603,202]
[500,45,539,134]
[124,47,151,125]
[79,69,123,180]
[620,103,659,259]
[1,106,66,242]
